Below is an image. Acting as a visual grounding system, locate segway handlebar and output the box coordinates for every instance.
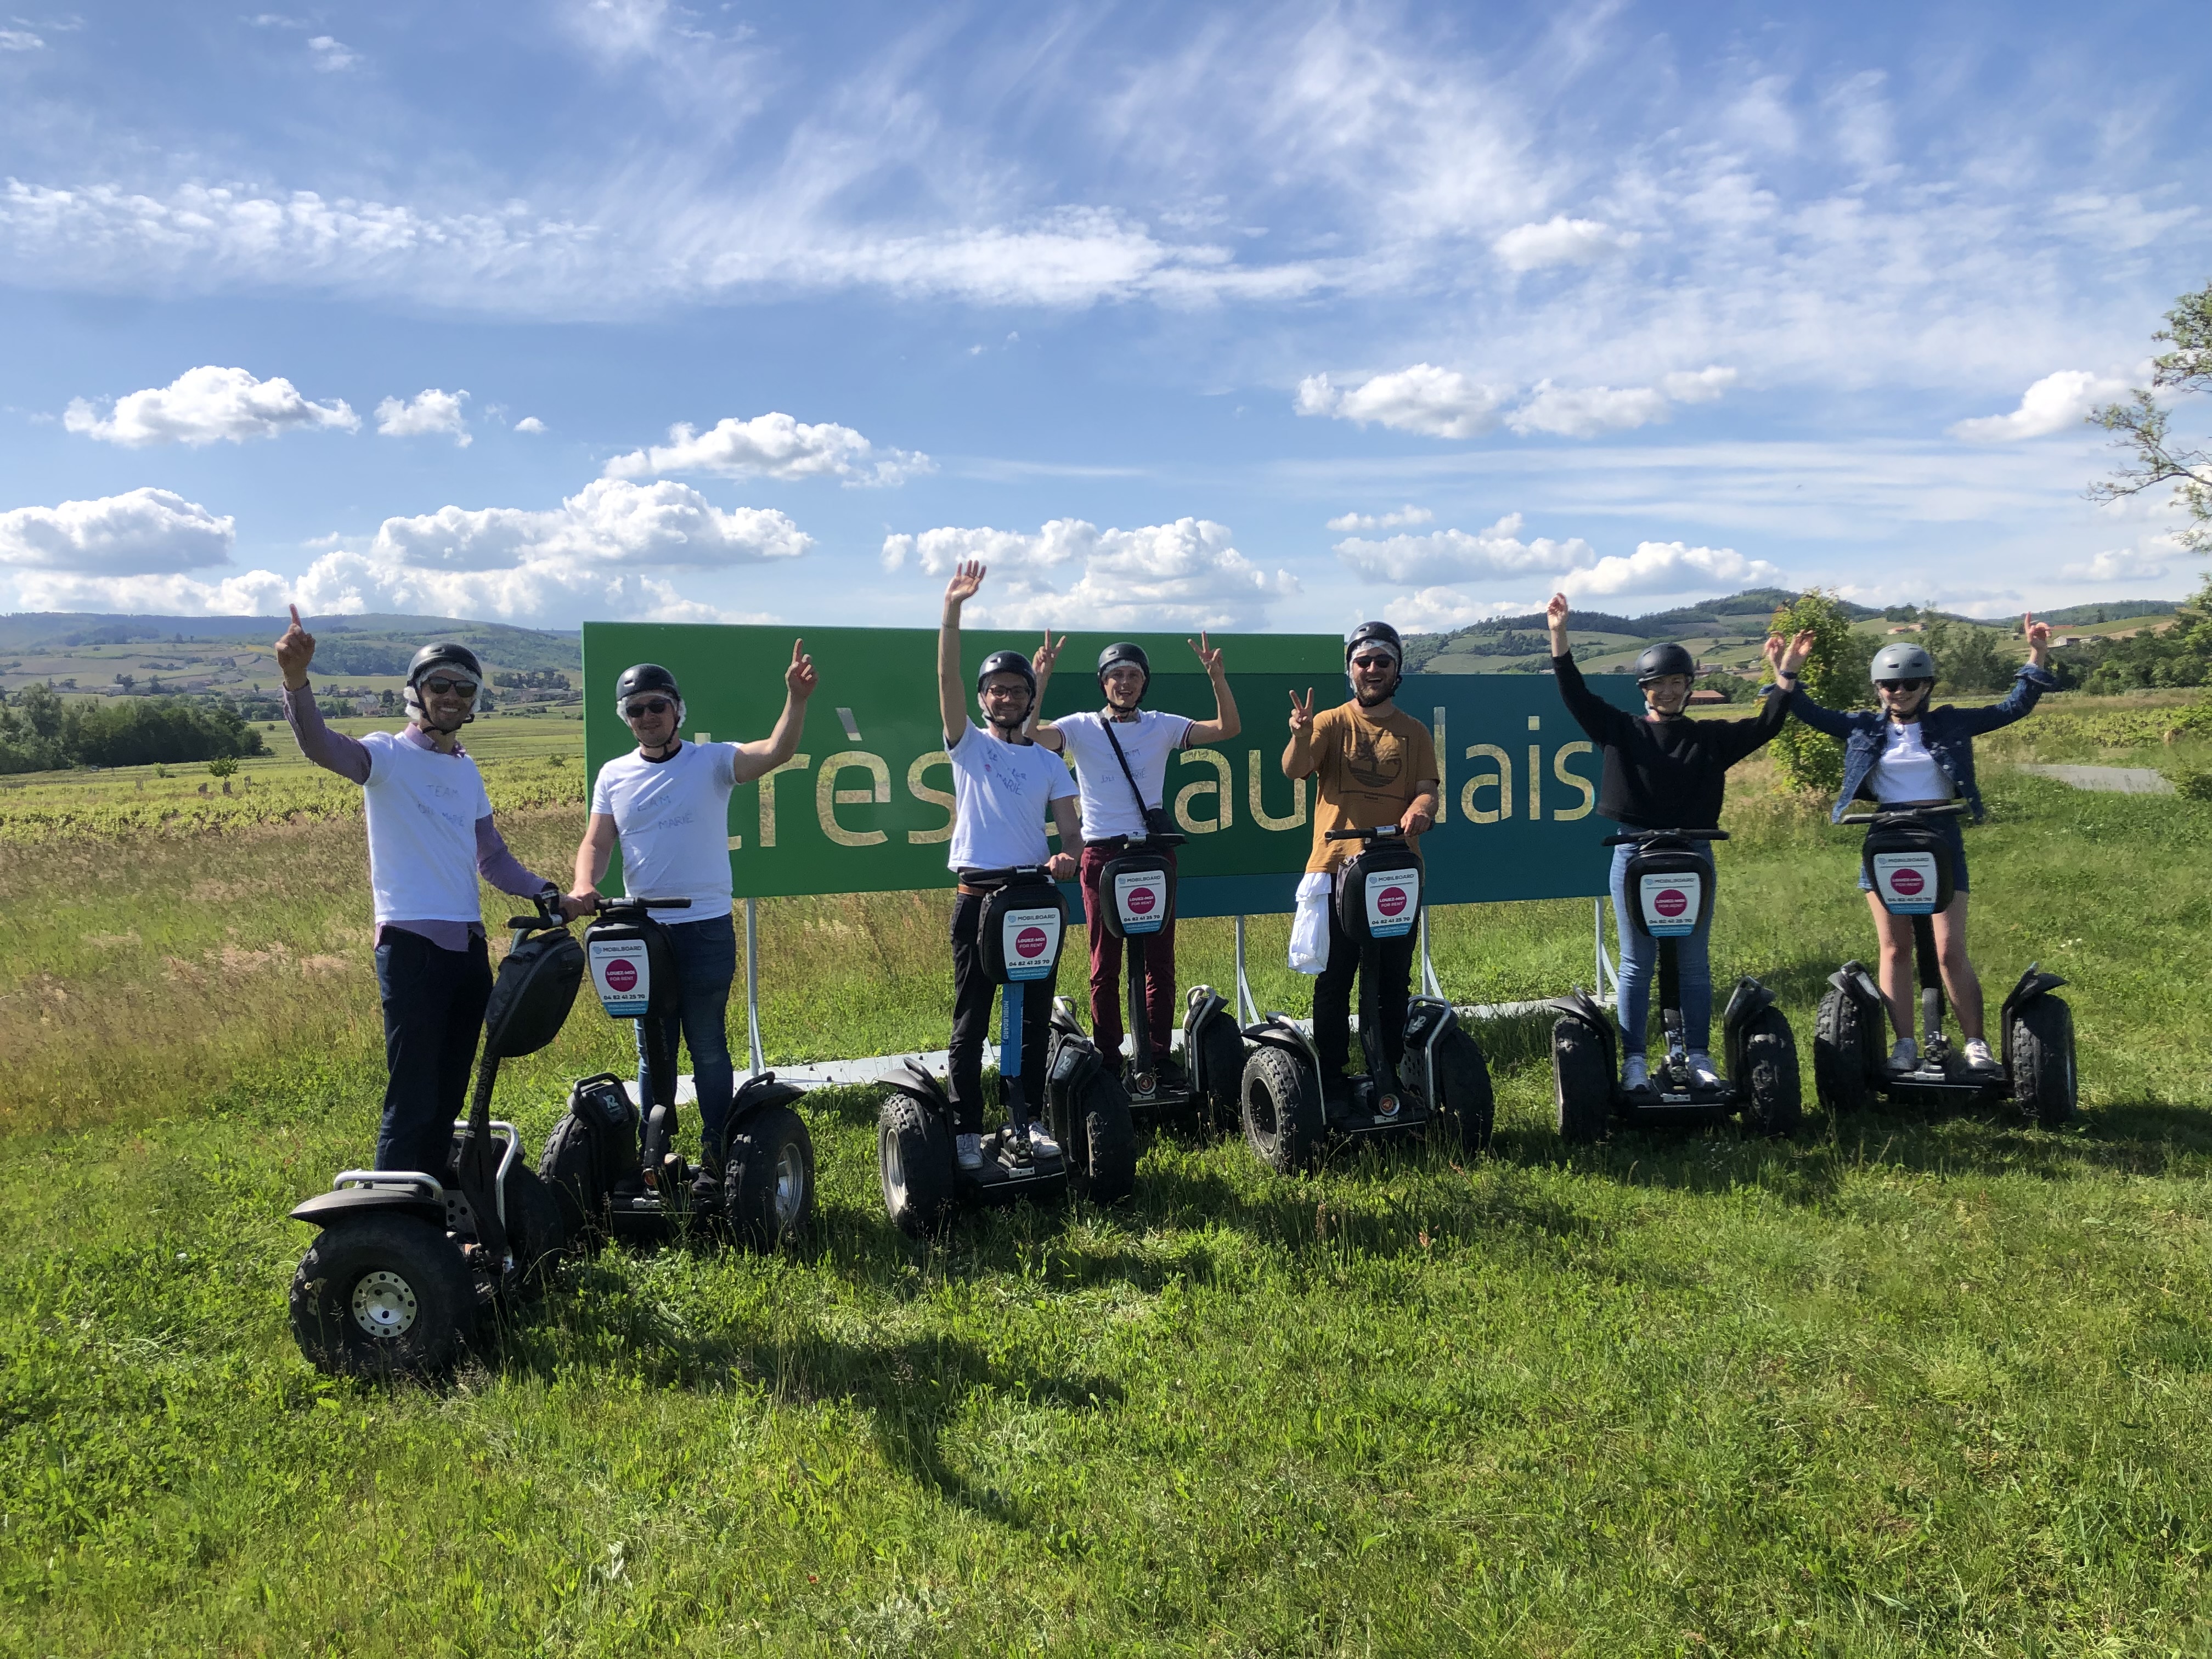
[1323,825,1408,843]
[1840,801,1970,827]
[588,895,693,919]
[504,890,571,930]
[1600,827,1729,847]
[958,865,1056,887]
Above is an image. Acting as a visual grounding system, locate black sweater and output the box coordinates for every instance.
[1553,653,1788,830]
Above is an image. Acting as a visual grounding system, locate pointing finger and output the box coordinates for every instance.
[288,603,302,629]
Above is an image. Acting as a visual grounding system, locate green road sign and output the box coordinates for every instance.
[583,623,1645,917]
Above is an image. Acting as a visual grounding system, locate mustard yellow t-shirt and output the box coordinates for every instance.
[1296,701,1440,874]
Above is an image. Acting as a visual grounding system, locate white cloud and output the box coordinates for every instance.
[882,517,1295,629]
[513,416,547,433]
[1325,505,1433,532]
[371,477,808,573]
[307,35,358,71]
[376,388,471,446]
[1492,215,1637,272]
[63,365,359,447]
[604,411,932,487]
[10,567,298,616]
[1333,513,1593,584]
[1296,365,1504,439]
[1950,369,2131,442]
[1661,366,1739,404]
[1383,589,1532,632]
[2060,533,2179,583]
[0,488,235,573]
[1557,541,1781,597]
[1506,381,1672,438]
[0,29,43,50]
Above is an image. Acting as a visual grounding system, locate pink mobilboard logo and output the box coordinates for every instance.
[1654,888,1689,918]
[1377,886,1408,918]
[1015,926,1048,958]
[1127,886,1157,915]
[605,959,638,992]
[1891,867,1926,896]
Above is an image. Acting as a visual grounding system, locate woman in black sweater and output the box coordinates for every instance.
[1547,594,1809,1091]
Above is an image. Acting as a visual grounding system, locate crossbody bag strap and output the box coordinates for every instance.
[1098,714,1153,820]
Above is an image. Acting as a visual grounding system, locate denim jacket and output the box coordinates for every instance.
[1788,662,2058,822]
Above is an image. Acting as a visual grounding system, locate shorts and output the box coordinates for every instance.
[1858,810,1969,895]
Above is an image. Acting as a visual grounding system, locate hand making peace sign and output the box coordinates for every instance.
[1286,686,1316,734]
[1032,629,1065,680]
[1188,631,1224,676]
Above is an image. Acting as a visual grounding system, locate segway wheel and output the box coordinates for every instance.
[1241,1048,1323,1173]
[878,1096,955,1239]
[289,1214,475,1379]
[1064,1069,1138,1205]
[1739,1008,1802,1138]
[1427,1029,1494,1158]
[537,1114,606,1248]
[1551,1017,1611,1146]
[1196,1017,1248,1135]
[503,1164,569,1299]
[727,1105,817,1250]
[2010,996,2078,1129]
[1813,986,1878,1116]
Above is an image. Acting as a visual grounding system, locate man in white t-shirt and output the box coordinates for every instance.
[1027,635,1240,1085]
[937,560,1082,1171]
[569,645,815,1197]
[275,607,590,1176]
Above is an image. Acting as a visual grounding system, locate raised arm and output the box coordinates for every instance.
[1778,628,1862,738]
[1548,594,1632,747]
[731,636,817,783]
[1953,615,2058,737]
[938,561,984,746]
[1184,633,1241,746]
[274,603,371,783]
[1280,687,1319,779]
[1025,629,1066,753]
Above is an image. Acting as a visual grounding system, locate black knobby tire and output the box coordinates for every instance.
[503,1164,568,1298]
[1195,1017,1248,1135]
[1551,1017,1611,1146]
[727,1105,817,1250]
[879,1096,955,1239]
[289,1214,476,1379]
[1241,1047,1323,1173]
[537,1114,605,1247]
[1069,1069,1138,1205]
[1813,986,1878,1116]
[1738,1007,1802,1137]
[2010,995,2077,1130]
[1427,1029,1494,1157]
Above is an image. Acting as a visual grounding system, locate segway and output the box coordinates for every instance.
[1550,828,1800,1144]
[287,894,583,1378]
[879,867,1136,1237]
[1813,803,2076,1127]
[1046,827,1246,1136]
[1238,826,1493,1172]
[538,895,816,1250]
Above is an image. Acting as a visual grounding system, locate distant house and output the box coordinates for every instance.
[1687,689,1730,705]
[1886,623,1925,634]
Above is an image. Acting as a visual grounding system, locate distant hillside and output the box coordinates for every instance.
[0,611,580,674]
[1402,588,1880,673]
[2034,600,2182,626]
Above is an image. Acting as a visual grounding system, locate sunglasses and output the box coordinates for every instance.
[1876,678,1932,693]
[624,698,674,719]
[422,676,478,698]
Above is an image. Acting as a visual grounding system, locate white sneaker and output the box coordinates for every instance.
[1622,1053,1650,1091]
[1026,1119,1061,1156]
[1889,1037,1919,1072]
[955,1132,985,1172]
[1963,1037,1998,1070]
[1686,1051,1721,1088]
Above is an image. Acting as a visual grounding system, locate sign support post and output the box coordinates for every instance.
[745,896,765,1078]
[1233,915,1259,1026]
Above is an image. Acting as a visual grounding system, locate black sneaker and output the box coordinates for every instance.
[689,1164,724,1207]
[1151,1052,1187,1091]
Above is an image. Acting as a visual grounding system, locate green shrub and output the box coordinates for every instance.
[1763,590,1872,795]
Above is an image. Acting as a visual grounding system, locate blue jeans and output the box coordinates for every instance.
[633,913,739,1158]
[1610,841,1712,1055]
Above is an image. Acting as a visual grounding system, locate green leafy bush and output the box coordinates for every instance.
[0,685,269,774]
[1763,591,1872,795]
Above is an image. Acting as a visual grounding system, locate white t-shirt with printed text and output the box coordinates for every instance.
[1054,709,1194,842]
[590,741,742,919]
[945,721,1077,873]
[362,729,494,927]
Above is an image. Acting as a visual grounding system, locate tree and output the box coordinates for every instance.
[2090,278,2212,552]
[1919,618,2012,694]
[1764,591,1872,794]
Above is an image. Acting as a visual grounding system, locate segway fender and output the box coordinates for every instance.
[1998,962,2068,1073]
[1720,975,1778,1088]
[1829,961,1884,1009]
[728,1072,805,1127]
[289,1186,445,1231]
[1547,990,1617,1077]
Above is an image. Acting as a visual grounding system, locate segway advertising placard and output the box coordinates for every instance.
[1000,906,1063,981]
[1871,851,1942,916]
[588,937,652,1018]
[1638,871,1703,938]
[1363,867,1422,939]
[1112,867,1170,936]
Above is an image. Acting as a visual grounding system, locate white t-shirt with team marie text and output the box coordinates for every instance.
[1054,709,1194,841]
[945,722,1077,873]
[590,741,742,919]
[361,730,494,927]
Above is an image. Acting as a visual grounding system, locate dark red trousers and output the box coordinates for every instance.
[1078,840,1179,1065]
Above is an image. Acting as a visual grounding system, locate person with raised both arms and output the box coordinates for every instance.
[1280,620,1441,1108]
[567,644,815,1203]
[936,560,1085,1172]
[274,605,593,1177]
[1546,593,1802,1093]
[1023,632,1241,1091]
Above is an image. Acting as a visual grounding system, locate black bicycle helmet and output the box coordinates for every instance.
[403,641,484,723]
[975,650,1037,729]
[1345,620,1403,702]
[1633,642,1697,684]
[613,662,685,726]
[1096,641,1150,698]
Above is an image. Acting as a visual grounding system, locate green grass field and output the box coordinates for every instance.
[5,708,2212,1654]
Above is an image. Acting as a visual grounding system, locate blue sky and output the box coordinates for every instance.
[0,0,2205,633]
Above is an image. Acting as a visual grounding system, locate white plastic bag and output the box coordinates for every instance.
[1288,871,1333,975]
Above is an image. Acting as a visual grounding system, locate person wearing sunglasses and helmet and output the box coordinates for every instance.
[1781,613,2055,1073]
[274,606,592,1176]
[1280,619,1442,1108]
[1547,594,1801,1093]
[568,642,816,1201]
[1024,631,1241,1090]
[936,561,1085,1172]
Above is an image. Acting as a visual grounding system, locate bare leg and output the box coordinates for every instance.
[1933,894,1984,1040]
[1866,893,1916,1039]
